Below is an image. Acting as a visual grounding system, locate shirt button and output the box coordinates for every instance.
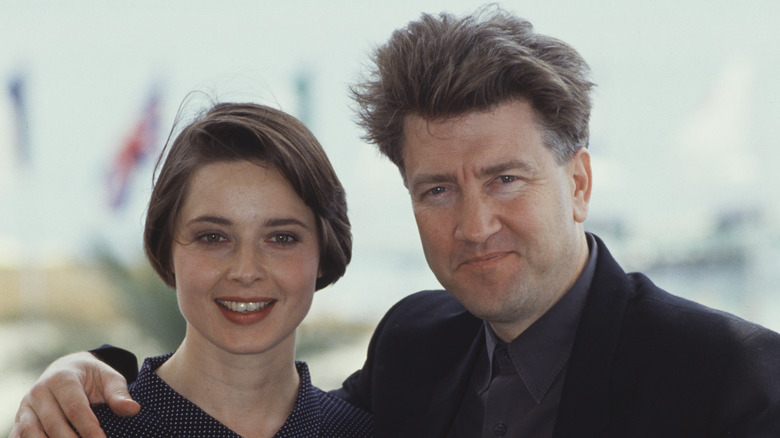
[494,422,507,436]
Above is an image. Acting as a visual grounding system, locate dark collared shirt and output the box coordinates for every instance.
[448,234,597,438]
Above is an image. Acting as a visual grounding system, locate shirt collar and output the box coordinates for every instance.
[137,354,322,436]
[482,233,598,403]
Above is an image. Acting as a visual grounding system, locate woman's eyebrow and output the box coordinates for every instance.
[264,218,310,229]
[185,216,310,229]
[185,215,231,227]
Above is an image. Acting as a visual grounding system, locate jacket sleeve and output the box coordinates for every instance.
[328,291,422,413]
[89,344,139,384]
[714,325,780,437]
[329,306,396,412]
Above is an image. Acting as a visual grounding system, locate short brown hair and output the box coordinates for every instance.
[351,5,595,173]
[144,102,351,291]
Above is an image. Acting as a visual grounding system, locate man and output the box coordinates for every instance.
[12,6,780,438]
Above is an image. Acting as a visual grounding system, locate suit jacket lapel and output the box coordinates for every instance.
[553,236,630,438]
[400,323,486,437]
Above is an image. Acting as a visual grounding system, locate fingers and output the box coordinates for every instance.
[48,376,106,438]
[10,351,140,438]
[10,399,47,438]
[106,395,141,418]
[101,372,140,417]
[12,386,82,438]
[10,352,116,438]
[37,371,105,438]
[52,352,138,434]
[64,354,136,437]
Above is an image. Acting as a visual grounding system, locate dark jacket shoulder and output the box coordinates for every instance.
[623,273,780,429]
[333,290,481,418]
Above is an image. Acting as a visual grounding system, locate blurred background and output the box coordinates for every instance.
[2,0,779,432]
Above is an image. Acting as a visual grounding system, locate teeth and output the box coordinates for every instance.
[217,300,273,313]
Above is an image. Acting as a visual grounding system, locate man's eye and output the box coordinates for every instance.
[429,186,446,195]
[499,175,517,183]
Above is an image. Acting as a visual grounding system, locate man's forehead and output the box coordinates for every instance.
[403,109,497,137]
[403,101,543,142]
[400,100,552,179]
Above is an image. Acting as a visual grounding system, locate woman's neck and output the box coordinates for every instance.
[156,334,300,438]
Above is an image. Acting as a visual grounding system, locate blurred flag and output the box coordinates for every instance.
[107,87,161,211]
[8,73,30,165]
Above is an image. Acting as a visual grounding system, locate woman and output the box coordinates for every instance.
[91,102,372,437]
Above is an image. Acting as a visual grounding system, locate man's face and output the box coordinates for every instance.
[402,99,592,341]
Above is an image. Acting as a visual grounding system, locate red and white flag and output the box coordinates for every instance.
[107,88,161,211]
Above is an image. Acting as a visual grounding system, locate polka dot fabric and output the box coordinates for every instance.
[92,354,373,437]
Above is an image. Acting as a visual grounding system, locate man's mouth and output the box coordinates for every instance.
[461,252,510,266]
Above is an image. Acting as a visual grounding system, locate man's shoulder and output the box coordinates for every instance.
[589,237,780,348]
[369,290,483,365]
[380,289,481,332]
[606,271,780,391]
[624,272,779,344]
[593,272,780,432]
[390,289,464,312]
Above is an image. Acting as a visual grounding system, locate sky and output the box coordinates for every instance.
[1,0,780,320]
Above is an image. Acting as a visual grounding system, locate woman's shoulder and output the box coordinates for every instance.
[293,361,373,437]
[92,402,173,437]
[93,353,243,437]
[90,354,176,436]
[312,387,374,437]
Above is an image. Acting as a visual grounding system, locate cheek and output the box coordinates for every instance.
[413,209,452,259]
[275,260,318,321]
[273,252,321,291]
[414,210,435,242]
[172,248,219,291]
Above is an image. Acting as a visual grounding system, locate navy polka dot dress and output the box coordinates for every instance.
[92,353,373,437]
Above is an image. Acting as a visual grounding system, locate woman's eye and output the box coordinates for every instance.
[200,233,224,243]
[272,233,296,244]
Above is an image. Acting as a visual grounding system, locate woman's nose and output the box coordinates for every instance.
[228,243,264,285]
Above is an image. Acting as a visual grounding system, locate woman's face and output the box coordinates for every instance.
[171,160,320,356]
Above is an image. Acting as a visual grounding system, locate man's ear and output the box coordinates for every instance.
[569,148,592,223]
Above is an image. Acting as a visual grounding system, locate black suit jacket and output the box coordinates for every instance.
[334,236,780,437]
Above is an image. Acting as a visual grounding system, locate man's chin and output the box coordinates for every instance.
[446,287,509,318]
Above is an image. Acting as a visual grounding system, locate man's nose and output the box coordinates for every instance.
[453,192,501,243]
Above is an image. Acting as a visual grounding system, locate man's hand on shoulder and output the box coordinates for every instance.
[9,351,140,438]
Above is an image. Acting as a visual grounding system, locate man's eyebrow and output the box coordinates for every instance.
[408,173,458,193]
[480,160,535,177]
[409,160,536,190]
